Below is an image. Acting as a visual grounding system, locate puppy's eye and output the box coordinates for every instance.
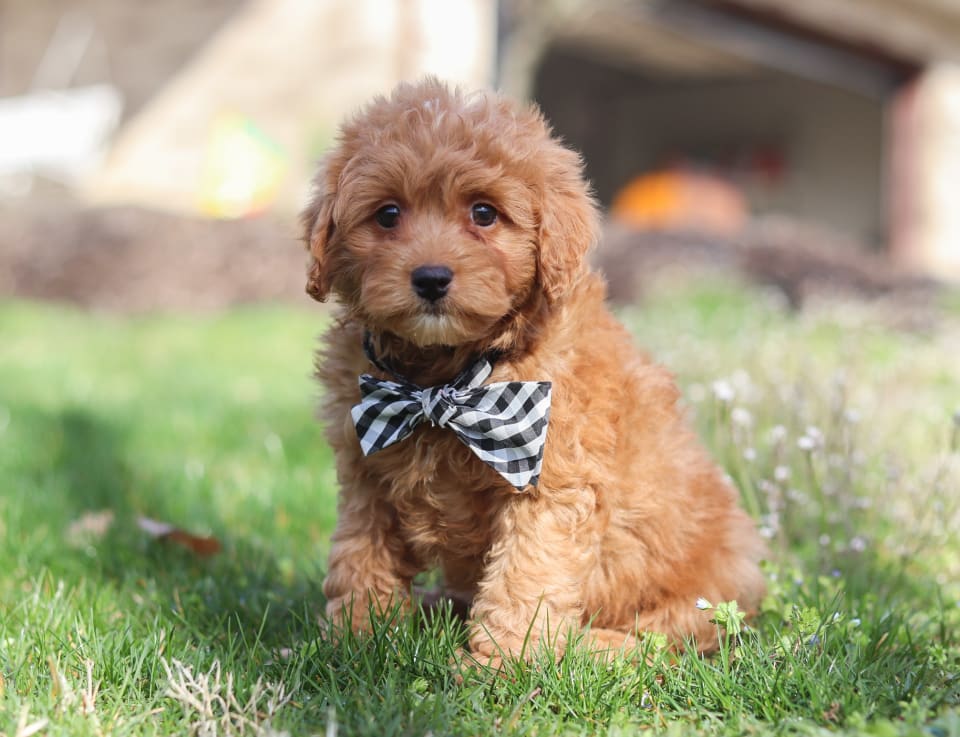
[374,204,401,229]
[471,203,498,227]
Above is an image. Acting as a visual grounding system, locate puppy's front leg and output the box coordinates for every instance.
[323,487,418,634]
[468,488,595,666]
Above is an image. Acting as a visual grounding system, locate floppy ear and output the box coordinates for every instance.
[300,168,336,302]
[538,146,600,303]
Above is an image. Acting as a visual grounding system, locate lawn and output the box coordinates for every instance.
[1,281,958,736]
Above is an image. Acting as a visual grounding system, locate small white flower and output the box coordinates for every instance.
[712,380,735,403]
[818,534,831,546]
[731,407,753,428]
[805,426,825,445]
[797,436,816,452]
[774,465,790,482]
[849,536,867,553]
[787,488,806,503]
[695,597,712,610]
[769,425,788,444]
[844,409,861,425]
[851,618,861,627]
[743,447,757,462]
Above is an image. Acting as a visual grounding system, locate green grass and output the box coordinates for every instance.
[1,282,958,736]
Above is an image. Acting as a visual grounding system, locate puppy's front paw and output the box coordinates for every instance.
[324,591,407,640]
[449,647,508,684]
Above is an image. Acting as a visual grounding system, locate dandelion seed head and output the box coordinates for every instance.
[769,425,788,444]
[732,407,753,427]
[712,380,735,403]
[797,436,816,452]
[849,536,867,553]
[774,465,791,482]
[759,479,775,494]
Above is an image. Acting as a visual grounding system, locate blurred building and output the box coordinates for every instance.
[79,0,495,218]
[4,0,959,280]
[504,0,960,280]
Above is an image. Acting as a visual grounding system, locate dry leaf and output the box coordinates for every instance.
[137,516,221,557]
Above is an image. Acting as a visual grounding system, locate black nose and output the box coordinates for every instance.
[410,265,453,302]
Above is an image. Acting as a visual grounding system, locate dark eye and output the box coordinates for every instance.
[471,203,498,227]
[374,204,401,229]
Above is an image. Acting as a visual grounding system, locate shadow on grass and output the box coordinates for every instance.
[6,403,329,653]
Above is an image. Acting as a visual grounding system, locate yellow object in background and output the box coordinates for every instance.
[199,113,288,218]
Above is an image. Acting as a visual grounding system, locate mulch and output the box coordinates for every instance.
[0,200,312,312]
[0,199,942,322]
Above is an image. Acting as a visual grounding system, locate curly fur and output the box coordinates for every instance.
[302,79,766,663]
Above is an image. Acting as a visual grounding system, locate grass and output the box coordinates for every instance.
[0,280,958,736]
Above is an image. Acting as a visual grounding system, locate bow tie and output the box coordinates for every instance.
[350,338,552,490]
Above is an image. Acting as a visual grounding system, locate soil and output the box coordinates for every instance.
[0,197,941,322]
[0,199,313,312]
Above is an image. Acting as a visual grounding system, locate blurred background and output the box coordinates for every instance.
[2,0,960,312]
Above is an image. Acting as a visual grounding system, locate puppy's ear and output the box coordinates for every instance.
[301,170,336,302]
[538,146,600,303]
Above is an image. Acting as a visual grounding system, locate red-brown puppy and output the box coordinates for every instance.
[303,78,765,666]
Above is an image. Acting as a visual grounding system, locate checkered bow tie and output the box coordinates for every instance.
[350,335,552,490]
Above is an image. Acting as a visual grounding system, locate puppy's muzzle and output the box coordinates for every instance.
[411,265,453,303]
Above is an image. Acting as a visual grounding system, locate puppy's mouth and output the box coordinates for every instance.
[419,299,448,316]
[368,301,499,348]
[405,306,466,346]
[358,264,515,347]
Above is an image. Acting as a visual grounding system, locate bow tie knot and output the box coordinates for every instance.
[420,385,459,427]
[350,349,552,490]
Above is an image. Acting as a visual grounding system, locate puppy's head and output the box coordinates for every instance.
[302,78,598,348]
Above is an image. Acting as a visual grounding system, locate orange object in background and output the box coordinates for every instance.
[611,166,748,236]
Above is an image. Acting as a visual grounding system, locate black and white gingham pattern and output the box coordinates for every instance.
[350,353,551,490]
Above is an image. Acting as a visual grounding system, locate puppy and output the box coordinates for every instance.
[303,79,765,664]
